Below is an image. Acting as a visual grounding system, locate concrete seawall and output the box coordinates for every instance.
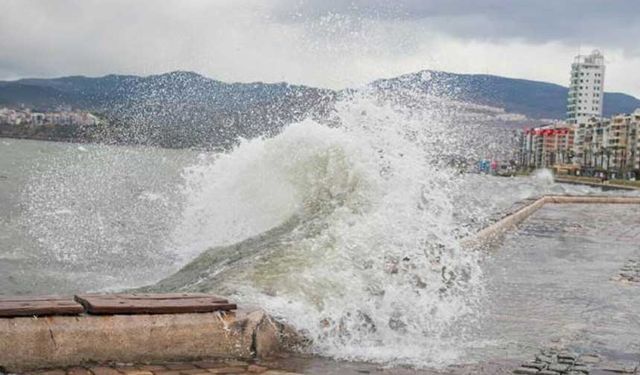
[554,177,638,191]
[0,309,299,372]
[462,195,640,249]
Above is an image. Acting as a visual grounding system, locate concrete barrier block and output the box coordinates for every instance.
[0,312,252,372]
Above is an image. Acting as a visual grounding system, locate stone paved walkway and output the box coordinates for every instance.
[7,355,523,375]
[8,352,639,375]
[14,359,301,375]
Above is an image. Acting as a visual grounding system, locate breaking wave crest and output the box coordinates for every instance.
[153,92,491,366]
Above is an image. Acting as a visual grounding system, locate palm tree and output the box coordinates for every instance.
[605,147,612,171]
[597,148,604,169]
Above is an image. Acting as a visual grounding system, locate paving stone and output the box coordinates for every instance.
[180,370,210,375]
[137,365,167,372]
[153,371,184,375]
[589,370,630,375]
[247,365,268,373]
[165,364,197,371]
[513,367,540,374]
[33,371,67,375]
[192,362,223,370]
[88,367,122,375]
[537,371,558,375]
[522,361,547,370]
[579,355,601,364]
[598,366,637,373]
[114,366,138,372]
[67,368,92,375]
[120,371,153,375]
[537,355,555,363]
[548,363,571,372]
[572,365,590,373]
[558,359,576,365]
[224,361,249,367]
[207,367,246,374]
[558,353,577,361]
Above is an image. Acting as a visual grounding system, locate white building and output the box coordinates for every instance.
[566,50,605,125]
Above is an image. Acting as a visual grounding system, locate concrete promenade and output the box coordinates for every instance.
[462,194,640,249]
[554,176,640,191]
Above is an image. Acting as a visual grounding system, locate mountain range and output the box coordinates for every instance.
[1,70,639,147]
[0,71,335,148]
[371,70,640,120]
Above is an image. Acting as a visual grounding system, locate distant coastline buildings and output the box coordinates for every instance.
[0,106,101,142]
[519,50,640,179]
[0,107,99,127]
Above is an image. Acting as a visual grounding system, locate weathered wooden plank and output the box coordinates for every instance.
[0,295,71,302]
[0,298,84,317]
[77,293,227,302]
[75,294,236,315]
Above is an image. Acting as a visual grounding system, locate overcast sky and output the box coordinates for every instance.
[1,0,639,96]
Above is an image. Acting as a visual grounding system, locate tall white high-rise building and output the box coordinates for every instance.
[566,50,605,124]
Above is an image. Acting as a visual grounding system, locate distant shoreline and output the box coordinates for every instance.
[0,120,98,141]
[0,132,225,152]
[0,132,95,144]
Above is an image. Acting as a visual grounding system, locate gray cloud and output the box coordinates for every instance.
[0,0,638,96]
[274,0,640,53]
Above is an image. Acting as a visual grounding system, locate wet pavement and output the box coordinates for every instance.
[469,203,640,373]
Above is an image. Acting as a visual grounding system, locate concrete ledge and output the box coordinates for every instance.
[462,196,547,249]
[544,195,640,204]
[462,195,640,249]
[554,177,638,191]
[0,309,298,372]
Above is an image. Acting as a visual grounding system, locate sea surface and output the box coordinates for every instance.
[0,138,197,294]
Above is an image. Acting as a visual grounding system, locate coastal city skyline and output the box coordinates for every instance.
[1,0,639,97]
[518,48,640,179]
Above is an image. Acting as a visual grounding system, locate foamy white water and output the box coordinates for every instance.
[152,92,634,367]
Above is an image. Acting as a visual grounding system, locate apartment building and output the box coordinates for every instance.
[520,123,576,168]
[566,50,605,125]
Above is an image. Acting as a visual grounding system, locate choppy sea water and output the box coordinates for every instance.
[1,92,638,369]
[0,138,197,294]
